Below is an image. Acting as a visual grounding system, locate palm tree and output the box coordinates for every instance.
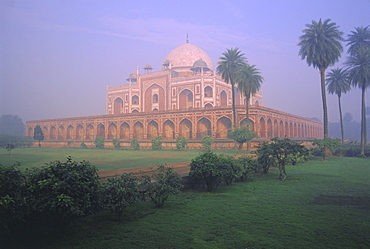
[346,47,370,156]
[236,64,263,124]
[298,18,344,138]
[326,68,351,144]
[217,48,247,128]
[346,26,370,156]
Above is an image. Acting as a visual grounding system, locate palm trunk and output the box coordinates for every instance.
[245,95,250,121]
[320,68,329,138]
[338,95,344,144]
[231,83,238,129]
[360,85,366,156]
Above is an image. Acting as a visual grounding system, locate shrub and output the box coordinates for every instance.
[218,156,240,185]
[176,136,187,150]
[100,173,139,220]
[141,165,183,208]
[94,137,105,148]
[236,156,259,181]
[130,138,140,150]
[80,142,88,148]
[189,152,223,191]
[151,136,163,150]
[112,138,121,149]
[0,163,27,236]
[26,157,100,228]
[0,135,33,148]
[201,135,214,151]
[312,138,340,160]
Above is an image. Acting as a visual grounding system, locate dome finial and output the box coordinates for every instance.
[186,33,189,43]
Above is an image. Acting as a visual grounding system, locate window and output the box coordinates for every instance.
[153,94,158,103]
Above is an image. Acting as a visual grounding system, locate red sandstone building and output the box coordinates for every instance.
[26,42,323,148]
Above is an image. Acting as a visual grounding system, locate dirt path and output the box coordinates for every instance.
[98,161,191,180]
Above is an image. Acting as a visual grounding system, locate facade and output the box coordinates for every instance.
[26,41,323,147]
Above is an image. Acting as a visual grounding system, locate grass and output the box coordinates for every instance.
[0,147,244,171]
[4,156,370,248]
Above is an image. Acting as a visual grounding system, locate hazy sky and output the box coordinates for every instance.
[1,0,369,124]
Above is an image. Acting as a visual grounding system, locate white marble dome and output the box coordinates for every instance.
[163,43,214,71]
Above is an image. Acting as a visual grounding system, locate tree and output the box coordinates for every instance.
[0,115,24,136]
[217,48,247,128]
[346,26,370,156]
[5,143,15,155]
[312,138,340,160]
[141,165,183,208]
[228,126,255,150]
[326,68,351,143]
[130,138,140,150]
[298,18,344,138]
[256,138,310,180]
[112,138,121,149]
[236,63,263,123]
[33,125,44,147]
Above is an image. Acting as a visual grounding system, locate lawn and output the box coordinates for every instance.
[5,156,370,248]
[0,147,244,171]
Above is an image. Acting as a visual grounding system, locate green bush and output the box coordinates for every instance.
[189,152,224,191]
[80,142,88,148]
[176,136,187,150]
[218,156,240,185]
[0,135,33,148]
[201,135,214,151]
[26,157,101,228]
[141,165,183,208]
[131,138,140,150]
[94,137,105,148]
[312,138,340,160]
[112,138,121,149]
[0,163,27,236]
[228,127,255,150]
[100,173,139,220]
[236,156,259,181]
[151,136,163,150]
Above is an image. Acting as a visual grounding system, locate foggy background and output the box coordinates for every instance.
[1,0,369,124]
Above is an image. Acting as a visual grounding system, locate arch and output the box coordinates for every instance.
[240,118,254,132]
[255,100,260,106]
[216,117,232,138]
[27,127,33,137]
[279,121,284,138]
[153,108,158,112]
[273,120,278,137]
[42,126,48,140]
[58,126,65,140]
[50,126,56,140]
[259,117,266,138]
[294,123,297,137]
[108,123,117,139]
[133,122,144,139]
[97,123,105,138]
[86,124,94,140]
[289,122,293,138]
[163,120,175,139]
[179,119,192,139]
[120,122,130,139]
[66,125,74,140]
[220,90,227,106]
[267,119,273,138]
[132,109,139,113]
[113,97,124,114]
[204,103,213,108]
[76,125,84,140]
[179,89,193,110]
[284,121,289,137]
[197,118,211,139]
[204,86,213,97]
[132,95,139,105]
[148,121,159,139]
[144,84,165,112]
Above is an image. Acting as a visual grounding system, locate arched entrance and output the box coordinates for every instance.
[163,120,175,139]
[113,97,124,114]
[50,126,56,140]
[133,122,144,139]
[179,89,193,110]
[86,124,94,140]
[97,124,105,138]
[76,125,84,140]
[179,119,192,139]
[216,117,232,138]
[108,123,117,139]
[120,122,130,139]
[148,121,159,139]
[66,125,74,140]
[197,118,211,138]
[58,126,65,140]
